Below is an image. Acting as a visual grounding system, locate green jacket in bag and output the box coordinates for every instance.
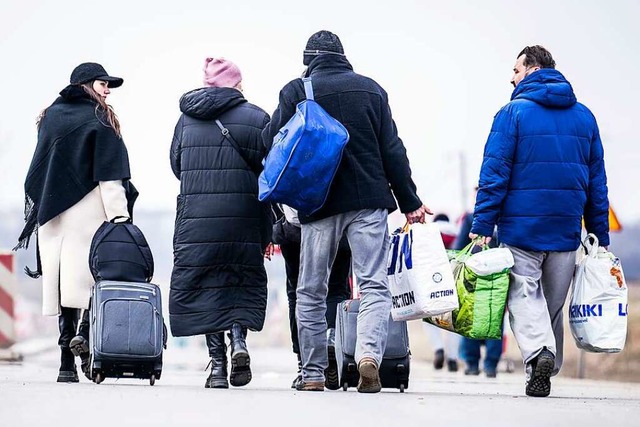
[425,244,509,339]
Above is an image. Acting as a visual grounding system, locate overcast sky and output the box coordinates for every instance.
[1,0,638,224]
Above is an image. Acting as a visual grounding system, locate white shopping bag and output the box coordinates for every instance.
[387,223,458,321]
[569,234,628,353]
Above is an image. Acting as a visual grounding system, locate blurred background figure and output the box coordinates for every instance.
[423,213,460,372]
[456,186,504,377]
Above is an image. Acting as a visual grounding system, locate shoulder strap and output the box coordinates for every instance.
[302,77,314,100]
[215,119,260,176]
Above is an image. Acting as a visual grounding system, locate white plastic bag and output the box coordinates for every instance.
[387,223,458,321]
[569,234,628,353]
[465,247,514,276]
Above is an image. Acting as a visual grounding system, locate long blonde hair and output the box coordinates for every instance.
[36,82,121,138]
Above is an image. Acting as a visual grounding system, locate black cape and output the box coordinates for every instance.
[16,86,131,250]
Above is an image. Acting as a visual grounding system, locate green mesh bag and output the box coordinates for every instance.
[425,242,509,339]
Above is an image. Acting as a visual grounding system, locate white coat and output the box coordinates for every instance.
[38,180,129,315]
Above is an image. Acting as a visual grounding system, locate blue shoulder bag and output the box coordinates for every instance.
[258,77,349,215]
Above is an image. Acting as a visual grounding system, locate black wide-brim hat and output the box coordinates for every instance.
[69,62,124,88]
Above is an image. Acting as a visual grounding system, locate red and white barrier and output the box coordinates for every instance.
[0,252,17,350]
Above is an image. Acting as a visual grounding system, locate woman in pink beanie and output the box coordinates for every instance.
[203,57,243,90]
[169,57,272,390]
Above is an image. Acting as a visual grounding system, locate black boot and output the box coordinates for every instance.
[228,323,251,387]
[205,332,228,389]
[291,353,302,389]
[70,309,91,380]
[57,307,79,383]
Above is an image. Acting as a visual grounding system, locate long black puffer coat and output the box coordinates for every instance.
[169,87,270,337]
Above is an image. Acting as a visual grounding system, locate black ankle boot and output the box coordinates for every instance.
[291,353,302,389]
[57,348,79,383]
[57,308,79,383]
[228,323,251,387]
[205,332,228,389]
[70,335,91,380]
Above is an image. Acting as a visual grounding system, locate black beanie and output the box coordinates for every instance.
[303,30,345,65]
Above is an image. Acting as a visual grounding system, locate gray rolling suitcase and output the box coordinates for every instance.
[335,299,410,392]
[90,280,165,385]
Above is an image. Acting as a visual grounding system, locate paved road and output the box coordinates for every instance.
[1,341,639,427]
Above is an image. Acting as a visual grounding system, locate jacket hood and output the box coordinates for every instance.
[179,87,247,120]
[511,69,577,108]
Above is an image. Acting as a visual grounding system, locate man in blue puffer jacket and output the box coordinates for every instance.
[470,46,609,398]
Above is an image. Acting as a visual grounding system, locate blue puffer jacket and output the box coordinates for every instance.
[471,69,609,251]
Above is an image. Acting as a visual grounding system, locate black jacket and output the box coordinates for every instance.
[262,55,421,223]
[17,86,130,249]
[169,87,270,337]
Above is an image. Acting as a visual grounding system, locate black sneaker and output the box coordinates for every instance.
[447,359,458,372]
[433,349,444,370]
[325,345,339,390]
[525,348,555,397]
[464,366,480,376]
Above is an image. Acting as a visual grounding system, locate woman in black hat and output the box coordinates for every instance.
[15,62,133,382]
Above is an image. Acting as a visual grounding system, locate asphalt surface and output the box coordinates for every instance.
[1,340,639,427]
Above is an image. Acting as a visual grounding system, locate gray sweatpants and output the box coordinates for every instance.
[504,244,575,377]
[297,209,391,382]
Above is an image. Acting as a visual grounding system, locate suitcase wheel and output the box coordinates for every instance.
[399,383,405,393]
[342,382,348,392]
[149,374,156,386]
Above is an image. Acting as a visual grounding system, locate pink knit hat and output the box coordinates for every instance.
[203,57,242,88]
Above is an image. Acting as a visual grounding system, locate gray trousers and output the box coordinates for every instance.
[504,244,575,376]
[297,209,391,382]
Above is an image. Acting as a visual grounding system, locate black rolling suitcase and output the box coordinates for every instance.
[335,299,410,392]
[90,280,165,385]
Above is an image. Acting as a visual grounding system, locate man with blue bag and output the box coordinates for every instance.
[470,46,610,397]
[262,30,430,392]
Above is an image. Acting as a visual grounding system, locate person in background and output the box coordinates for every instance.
[15,62,131,382]
[470,46,610,397]
[423,213,460,372]
[169,57,271,389]
[273,204,351,389]
[454,194,503,378]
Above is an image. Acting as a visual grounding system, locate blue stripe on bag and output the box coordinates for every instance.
[399,231,413,272]
[388,234,400,275]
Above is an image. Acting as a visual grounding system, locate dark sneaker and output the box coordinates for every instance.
[295,380,324,391]
[447,359,458,372]
[464,367,480,376]
[357,358,381,393]
[525,349,555,397]
[485,370,497,378]
[325,345,339,390]
[433,349,444,370]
